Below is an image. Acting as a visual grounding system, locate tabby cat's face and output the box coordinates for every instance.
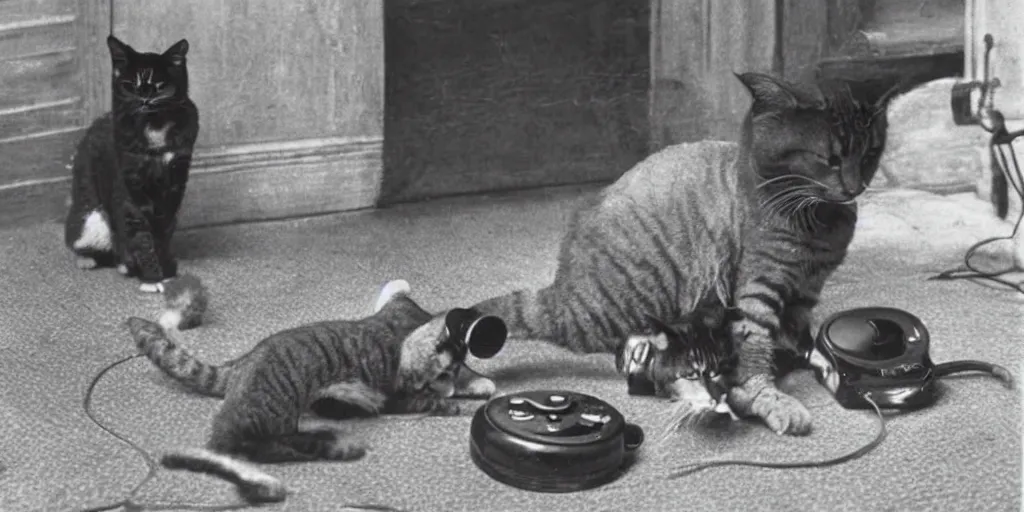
[107,35,190,111]
[619,311,735,421]
[397,314,463,398]
[739,72,893,205]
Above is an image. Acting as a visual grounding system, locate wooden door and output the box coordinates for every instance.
[648,0,778,150]
[111,0,385,228]
[0,0,385,229]
[0,0,111,229]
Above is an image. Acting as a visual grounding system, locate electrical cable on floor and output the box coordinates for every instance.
[930,131,1024,295]
[665,392,887,478]
[77,353,255,512]
[77,353,410,512]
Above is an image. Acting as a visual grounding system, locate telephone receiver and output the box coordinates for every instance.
[444,307,508,359]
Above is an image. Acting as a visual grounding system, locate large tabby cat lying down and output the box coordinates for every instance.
[127,280,498,503]
[465,72,893,436]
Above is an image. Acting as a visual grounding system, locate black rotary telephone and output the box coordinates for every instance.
[807,307,1012,410]
[469,390,645,493]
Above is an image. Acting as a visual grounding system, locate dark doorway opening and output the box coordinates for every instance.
[381,0,650,205]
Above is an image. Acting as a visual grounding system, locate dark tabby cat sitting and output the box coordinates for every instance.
[465,72,894,435]
[127,280,497,503]
[65,35,199,293]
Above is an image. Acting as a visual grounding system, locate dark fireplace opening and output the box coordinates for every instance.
[382,0,651,205]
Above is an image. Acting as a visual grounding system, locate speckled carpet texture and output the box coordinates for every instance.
[0,185,1020,512]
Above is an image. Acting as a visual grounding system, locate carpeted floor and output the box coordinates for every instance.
[0,185,1020,512]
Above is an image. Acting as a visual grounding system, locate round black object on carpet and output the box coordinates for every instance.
[469,390,644,493]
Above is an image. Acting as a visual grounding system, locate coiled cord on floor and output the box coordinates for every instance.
[665,393,887,478]
[78,353,256,512]
[930,122,1024,295]
[77,354,409,512]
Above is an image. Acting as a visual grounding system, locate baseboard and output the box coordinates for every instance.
[180,137,383,228]
[0,136,383,231]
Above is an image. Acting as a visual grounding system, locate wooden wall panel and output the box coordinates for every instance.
[648,0,778,150]
[780,0,829,84]
[110,0,385,227]
[0,0,81,143]
[113,0,383,147]
[0,0,110,229]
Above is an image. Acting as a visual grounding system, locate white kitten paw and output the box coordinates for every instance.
[116,264,129,276]
[454,375,497,398]
[75,257,97,270]
[139,282,163,294]
[373,279,411,313]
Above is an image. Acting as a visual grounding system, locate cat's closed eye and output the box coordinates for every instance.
[679,369,700,380]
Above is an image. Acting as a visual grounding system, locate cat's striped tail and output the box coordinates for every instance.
[471,287,559,341]
[125,316,232,398]
[161,448,286,503]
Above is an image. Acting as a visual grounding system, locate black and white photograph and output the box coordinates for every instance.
[0,0,1020,511]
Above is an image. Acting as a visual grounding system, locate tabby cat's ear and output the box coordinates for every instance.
[735,72,822,110]
[107,35,133,67]
[163,39,189,66]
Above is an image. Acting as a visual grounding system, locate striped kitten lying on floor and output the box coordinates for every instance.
[127,280,498,503]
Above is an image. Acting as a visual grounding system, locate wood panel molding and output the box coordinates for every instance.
[0,136,383,230]
[180,137,383,228]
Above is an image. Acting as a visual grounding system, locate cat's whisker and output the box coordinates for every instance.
[800,197,826,231]
[758,173,830,191]
[760,184,810,206]
[759,185,817,214]
[756,174,802,189]
[760,191,796,218]
[766,191,809,220]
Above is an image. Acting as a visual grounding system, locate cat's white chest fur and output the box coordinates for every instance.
[145,123,173,149]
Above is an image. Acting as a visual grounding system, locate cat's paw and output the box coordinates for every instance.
[313,382,387,417]
[453,375,496,399]
[139,282,163,294]
[430,401,462,417]
[373,279,411,313]
[75,257,98,270]
[116,264,130,276]
[326,437,369,461]
[728,376,812,435]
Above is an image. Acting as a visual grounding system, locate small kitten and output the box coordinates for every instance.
[128,280,494,503]
[65,35,199,293]
[617,307,739,431]
[158,273,208,330]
